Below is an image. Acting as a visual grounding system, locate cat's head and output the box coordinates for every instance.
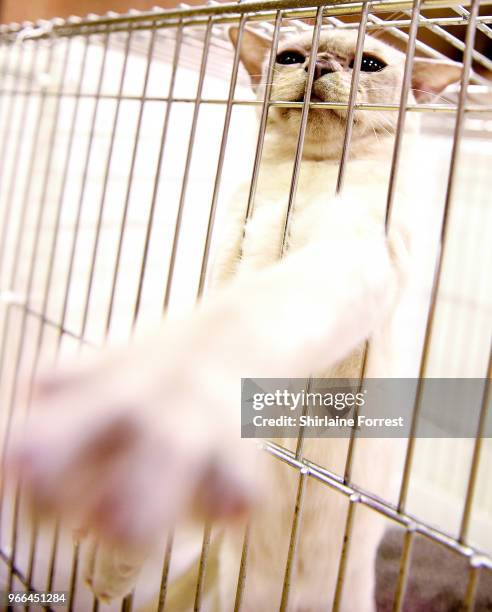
[230,27,462,159]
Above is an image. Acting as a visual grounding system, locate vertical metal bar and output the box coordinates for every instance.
[0,43,30,275]
[463,559,480,612]
[279,6,323,257]
[398,0,480,512]
[55,30,111,355]
[233,522,250,612]
[335,2,370,194]
[277,13,323,608]
[163,19,213,311]
[459,347,492,543]
[156,529,175,612]
[294,378,312,460]
[385,0,422,229]
[332,493,360,612]
[196,14,246,298]
[193,522,212,612]
[104,26,157,338]
[5,36,72,594]
[243,10,283,223]
[78,27,133,345]
[392,525,415,612]
[0,42,25,206]
[279,467,309,612]
[0,37,15,123]
[121,592,134,612]
[45,523,60,592]
[342,345,369,483]
[333,3,371,485]
[132,25,183,329]
[67,541,80,612]
[25,519,39,609]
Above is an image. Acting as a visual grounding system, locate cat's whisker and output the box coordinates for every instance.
[374,111,396,130]
[370,123,381,145]
[362,85,453,105]
[410,88,452,104]
[368,112,395,138]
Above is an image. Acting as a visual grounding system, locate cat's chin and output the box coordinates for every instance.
[289,93,349,128]
[270,102,392,161]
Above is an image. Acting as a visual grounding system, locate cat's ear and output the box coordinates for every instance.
[411,58,463,103]
[229,27,272,87]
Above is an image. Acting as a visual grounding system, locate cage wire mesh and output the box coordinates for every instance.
[0,0,491,609]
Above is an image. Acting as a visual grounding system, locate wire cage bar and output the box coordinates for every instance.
[0,0,491,610]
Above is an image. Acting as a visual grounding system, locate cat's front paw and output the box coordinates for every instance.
[9,327,256,550]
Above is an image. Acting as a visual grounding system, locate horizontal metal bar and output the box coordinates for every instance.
[262,440,492,570]
[7,11,490,39]
[2,0,492,40]
[1,90,491,113]
[351,14,492,27]
[453,5,492,40]
[4,301,99,349]
[1,11,491,43]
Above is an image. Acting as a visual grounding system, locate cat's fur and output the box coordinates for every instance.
[12,27,462,611]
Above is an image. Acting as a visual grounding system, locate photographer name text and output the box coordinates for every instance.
[252,414,404,428]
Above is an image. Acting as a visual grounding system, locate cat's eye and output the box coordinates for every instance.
[276,50,306,65]
[350,53,387,72]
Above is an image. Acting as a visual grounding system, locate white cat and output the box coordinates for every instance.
[10,27,461,611]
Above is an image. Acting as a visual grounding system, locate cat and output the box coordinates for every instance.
[9,25,462,611]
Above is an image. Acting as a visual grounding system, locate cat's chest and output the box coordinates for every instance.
[238,159,392,269]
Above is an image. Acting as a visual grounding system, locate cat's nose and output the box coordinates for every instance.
[309,60,340,80]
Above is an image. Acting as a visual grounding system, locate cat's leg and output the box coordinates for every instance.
[10,223,408,599]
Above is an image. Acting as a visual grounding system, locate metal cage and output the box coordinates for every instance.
[0,0,491,610]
